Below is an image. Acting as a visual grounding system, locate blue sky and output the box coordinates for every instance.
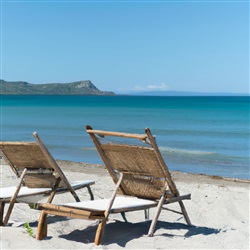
[1,0,249,94]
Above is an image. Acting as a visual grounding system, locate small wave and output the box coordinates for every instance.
[159,146,215,156]
[82,147,97,151]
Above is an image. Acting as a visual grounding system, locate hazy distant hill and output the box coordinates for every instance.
[0,80,115,95]
[121,90,249,96]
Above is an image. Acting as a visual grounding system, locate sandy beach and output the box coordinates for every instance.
[0,159,249,249]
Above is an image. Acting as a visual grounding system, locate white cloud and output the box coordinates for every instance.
[132,85,147,91]
[131,83,170,91]
[147,83,170,90]
[117,83,171,93]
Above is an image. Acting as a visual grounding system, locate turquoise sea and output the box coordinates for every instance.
[1,95,249,179]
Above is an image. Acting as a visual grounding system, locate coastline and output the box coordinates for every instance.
[56,160,250,185]
[1,159,249,249]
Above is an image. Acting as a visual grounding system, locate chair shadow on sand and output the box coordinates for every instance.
[57,219,221,247]
[21,216,221,246]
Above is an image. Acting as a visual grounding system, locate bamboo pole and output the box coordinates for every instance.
[46,177,61,204]
[86,128,148,141]
[148,193,191,236]
[178,200,192,226]
[4,168,28,224]
[145,128,178,195]
[87,186,94,200]
[0,150,20,177]
[148,182,168,236]
[86,126,119,184]
[0,202,5,226]
[36,211,48,240]
[95,173,123,245]
[145,128,192,226]
[33,132,80,202]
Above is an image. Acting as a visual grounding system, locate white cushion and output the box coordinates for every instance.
[63,196,157,212]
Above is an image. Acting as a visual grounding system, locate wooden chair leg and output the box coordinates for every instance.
[33,132,81,202]
[178,200,192,226]
[4,168,27,225]
[121,212,127,222]
[144,209,150,220]
[148,195,165,237]
[94,173,124,245]
[87,186,94,200]
[0,202,5,226]
[94,219,107,245]
[36,211,48,240]
[46,177,61,204]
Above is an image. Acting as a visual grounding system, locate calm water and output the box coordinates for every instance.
[1,95,249,179]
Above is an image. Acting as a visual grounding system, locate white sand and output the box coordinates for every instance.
[1,160,249,249]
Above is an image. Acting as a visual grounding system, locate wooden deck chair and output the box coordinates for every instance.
[34,126,191,245]
[0,132,95,226]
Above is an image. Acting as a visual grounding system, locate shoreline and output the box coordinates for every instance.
[1,159,249,249]
[56,159,250,185]
[1,156,249,182]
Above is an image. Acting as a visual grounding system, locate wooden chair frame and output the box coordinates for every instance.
[0,132,94,226]
[86,126,191,234]
[34,126,191,245]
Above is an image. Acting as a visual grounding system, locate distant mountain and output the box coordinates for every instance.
[119,90,249,96]
[0,80,115,96]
